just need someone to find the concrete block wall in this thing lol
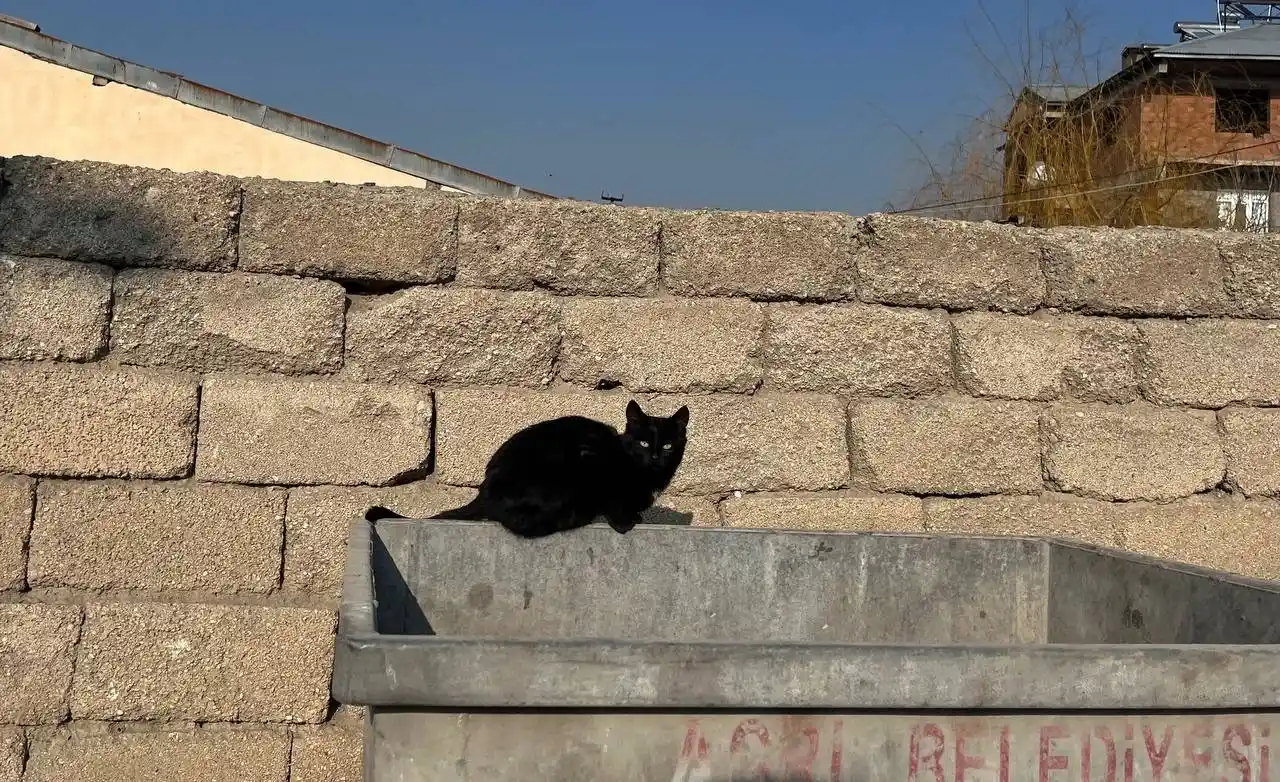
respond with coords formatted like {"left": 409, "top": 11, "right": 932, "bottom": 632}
{"left": 2, "top": 153, "right": 1280, "bottom": 778}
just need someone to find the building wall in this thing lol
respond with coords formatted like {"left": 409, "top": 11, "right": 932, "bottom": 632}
{"left": 7, "top": 155, "right": 1280, "bottom": 778}
{"left": 0, "top": 47, "right": 432, "bottom": 189}
{"left": 1139, "top": 84, "right": 1280, "bottom": 164}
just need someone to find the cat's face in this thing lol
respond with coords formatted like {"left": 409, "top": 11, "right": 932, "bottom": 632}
{"left": 620, "top": 400, "right": 689, "bottom": 473}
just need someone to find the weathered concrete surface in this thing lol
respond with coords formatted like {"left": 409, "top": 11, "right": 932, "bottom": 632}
{"left": 111, "top": 268, "right": 346, "bottom": 374}
{"left": 849, "top": 398, "right": 1041, "bottom": 495}
{"left": 0, "top": 728, "right": 20, "bottom": 782}
{"left": 197, "top": 374, "right": 432, "bottom": 486}
{"left": 923, "top": 493, "right": 1280, "bottom": 579}
{"left": 71, "top": 603, "right": 335, "bottom": 723}
{"left": 23, "top": 727, "right": 291, "bottom": 782}
{"left": 662, "top": 210, "right": 857, "bottom": 300}
{"left": 29, "top": 480, "right": 284, "bottom": 594}
{"left": 1140, "top": 319, "right": 1280, "bottom": 407}
{"left": 1223, "top": 408, "right": 1280, "bottom": 497}
{"left": 954, "top": 312, "right": 1140, "bottom": 402}
{"left": 0, "top": 363, "right": 198, "bottom": 479}
{"left": 0, "top": 156, "right": 240, "bottom": 270}
{"left": 764, "top": 303, "right": 951, "bottom": 396}
{"left": 374, "top": 521, "right": 1048, "bottom": 645}
{"left": 0, "top": 255, "right": 112, "bottom": 361}
{"left": 560, "top": 296, "right": 764, "bottom": 393}
{"left": 0, "top": 475, "right": 32, "bottom": 591}
{"left": 1043, "top": 403, "right": 1224, "bottom": 501}
{"left": 719, "top": 491, "right": 925, "bottom": 532}
{"left": 0, "top": 604, "right": 80, "bottom": 724}
{"left": 855, "top": 213, "right": 1046, "bottom": 312}
{"left": 240, "top": 179, "right": 456, "bottom": 282}
{"left": 345, "top": 287, "right": 559, "bottom": 386}
{"left": 457, "top": 199, "right": 660, "bottom": 295}
{"left": 1043, "top": 226, "right": 1228, "bottom": 316}
{"left": 363, "top": 711, "right": 1280, "bottom": 782}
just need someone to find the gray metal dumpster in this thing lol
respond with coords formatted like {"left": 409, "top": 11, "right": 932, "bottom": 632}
{"left": 333, "top": 519, "right": 1280, "bottom": 781}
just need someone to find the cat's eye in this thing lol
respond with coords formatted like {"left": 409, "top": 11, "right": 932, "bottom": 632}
{"left": 662, "top": 443, "right": 673, "bottom": 450}
{"left": 638, "top": 441, "right": 650, "bottom": 448}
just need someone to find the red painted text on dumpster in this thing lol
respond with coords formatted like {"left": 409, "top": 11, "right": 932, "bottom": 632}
{"left": 671, "top": 717, "right": 1276, "bottom": 781}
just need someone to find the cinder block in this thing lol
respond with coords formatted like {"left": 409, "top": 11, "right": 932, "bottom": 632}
{"left": 560, "top": 297, "right": 763, "bottom": 393}
{"left": 434, "top": 390, "right": 848, "bottom": 493}
{"left": 71, "top": 602, "right": 335, "bottom": 723}
{"left": 345, "top": 287, "right": 559, "bottom": 386}
{"left": 24, "top": 728, "right": 290, "bottom": 782}
{"left": 285, "top": 482, "right": 478, "bottom": 601}
{"left": 0, "top": 256, "right": 112, "bottom": 361}
{"left": 924, "top": 493, "right": 1280, "bottom": 580}
{"left": 1044, "top": 403, "right": 1224, "bottom": 501}
{"left": 642, "top": 394, "right": 848, "bottom": 494}
{"left": 662, "top": 210, "right": 857, "bottom": 300}
{"left": 1221, "top": 232, "right": 1280, "bottom": 317}
{"left": 720, "top": 491, "right": 925, "bottom": 532}
{"left": 30, "top": 480, "right": 284, "bottom": 594}
{"left": 0, "top": 475, "right": 32, "bottom": 591}
{"left": 0, "top": 156, "right": 238, "bottom": 270}
{"left": 1140, "top": 319, "right": 1280, "bottom": 408}
{"left": 290, "top": 725, "right": 363, "bottom": 782}
{"left": 955, "top": 312, "right": 1140, "bottom": 402}
{"left": 0, "top": 728, "right": 20, "bottom": 782}
{"left": 111, "top": 269, "right": 346, "bottom": 374}
{"left": 457, "top": 198, "right": 660, "bottom": 295}
{"left": 434, "top": 389, "right": 626, "bottom": 487}
{"left": 1043, "top": 226, "right": 1227, "bottom": 316}
{"left": 196, "top": 374, "right": 432, "bottom": 486}
{"left": 646, "top": 494, "right": 720, "bottom": 527}
{"left": 924, "top": 494, "right": 1122, "bottom": 549}
{"left": 0, "top": 603, "right": 81, "bottom": 724}
{"left": 1223, "top": 408, "right": 1280, "bottom": 497}
{"left": 849, "top": 398, "right": 1042, "bottom": 495}
{"left": 0, "top": 363, "right": 198, "bottom": 479}
{"left": 764, "top": 302, "right": 951, "bottom": 395}
{"left": 855, "top": 213, "right": 1046, "bottom": 313}
{"left": 239, "top": 179, "right": 456, "bottom": 282}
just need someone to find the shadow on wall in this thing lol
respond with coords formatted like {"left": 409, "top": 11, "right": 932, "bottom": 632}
{"left": 643, "top": 506, "right": 695, "bottom": 526}
{"left": 0, "top": 154, "right": 240, "bottom": 274}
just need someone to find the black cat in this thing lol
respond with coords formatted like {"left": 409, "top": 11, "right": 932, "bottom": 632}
{"left": 365, "top": 400, "right": 690, "bottom": 538}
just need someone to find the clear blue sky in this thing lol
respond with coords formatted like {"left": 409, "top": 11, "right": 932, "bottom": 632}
{"left": 7, "top": 1, "right": 1212, "bottom": 213}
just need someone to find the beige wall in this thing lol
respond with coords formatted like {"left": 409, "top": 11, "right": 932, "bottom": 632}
{"left": 0, "top": 46, "right": 432, "bottom": 188}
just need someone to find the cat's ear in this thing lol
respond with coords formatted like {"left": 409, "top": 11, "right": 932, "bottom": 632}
{"left": 625, "top": 399, "right": 645, "bottom": 427}
{"left": 671, "top": 405, "right": 690, "bottom": 429}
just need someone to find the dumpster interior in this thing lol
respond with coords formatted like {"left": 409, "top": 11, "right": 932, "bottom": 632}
{"left": 368, "top": 519, "right": 1280, "bottom": 646}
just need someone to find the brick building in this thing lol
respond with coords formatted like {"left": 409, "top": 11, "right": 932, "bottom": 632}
{"left": 1002, "top": 7, "right": 1280, "bottom": 230}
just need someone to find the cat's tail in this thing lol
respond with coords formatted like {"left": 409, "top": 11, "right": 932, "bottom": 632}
{"left": 364, "top": 505, "right": 406, "bottom": 521}
{"left": 429, "top": 497, "right": 487, "bottom": 520}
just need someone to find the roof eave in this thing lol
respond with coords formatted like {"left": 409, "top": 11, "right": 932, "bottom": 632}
{"left": 1154, "top": 52, "right": 1280, "bottom": 61}
{"left": 0, "top": 20, "right": 557, "bottom": 200}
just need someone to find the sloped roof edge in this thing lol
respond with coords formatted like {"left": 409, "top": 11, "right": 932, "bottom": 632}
{"left": 0, "top": 18, "right": 558, "bottom": 199}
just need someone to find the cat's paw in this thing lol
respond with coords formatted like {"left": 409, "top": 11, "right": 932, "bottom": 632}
{"left": 607, "top": 516, "right": 640, "bottom": 534}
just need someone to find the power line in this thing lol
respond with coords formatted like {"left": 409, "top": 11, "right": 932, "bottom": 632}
{"left": 889, "top": 136, "right": 1280, "bottom": 216}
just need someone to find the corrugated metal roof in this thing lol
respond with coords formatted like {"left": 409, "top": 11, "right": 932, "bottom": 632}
{"left": 0, "top": 17, "right": 558, "bottom": 200}
{"left": 1155, "top": 21, "right": 1280, "bottom": 60}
